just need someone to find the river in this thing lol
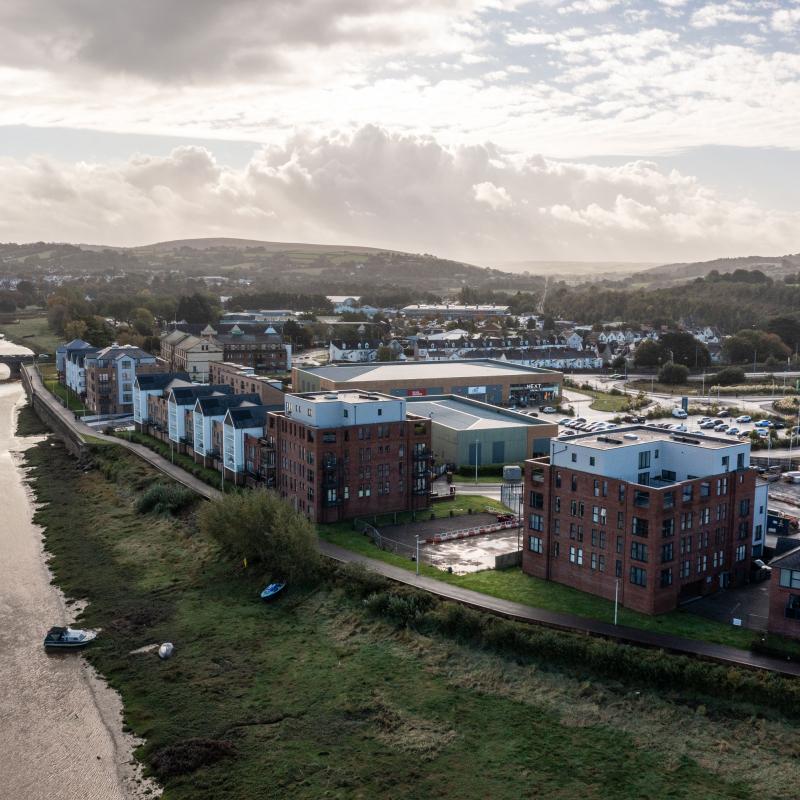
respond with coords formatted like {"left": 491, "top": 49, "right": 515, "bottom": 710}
{"left": 0, "top": 340, "right": 156, "bottom": 799}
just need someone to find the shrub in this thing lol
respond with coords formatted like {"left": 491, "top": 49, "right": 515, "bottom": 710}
{"left": 151, "top": 738, "right": 236, "bottom": 778}
{"left": 136, "top": 483, "right": 196, "bottom": 516}
{"left": 336, "top": 561, "right": 391, "bottom": 599}
{"left": 364, "top": 590, "right": 435, "bottom": 627}
{"left": 658, "top": 362, "right": 690, "bottom": 385}
{"left": 198, "top": 489, "right": 320, "bottom": 583}
{"left": 714, "top": 366, "right": 747, "bottom": 385}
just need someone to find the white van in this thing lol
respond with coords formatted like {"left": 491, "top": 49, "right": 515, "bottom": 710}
{"left": 671, "top": 408, "right": 688, "bottom": 419}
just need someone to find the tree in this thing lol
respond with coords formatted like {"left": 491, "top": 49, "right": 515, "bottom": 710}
{"left": 198, "top": 490, "right": 320, "bottom": 583}
{"left": 610, "top": 355, "right": 627, "bottom": 371}
{"left": 658, "top": 362, "right": 689, "bottom": 385}
{"left": 723, "top": 329, "right": 791, "bottom": 364}
{"left": 659, "top": 331, "right": 710, "bottom": 368}
{"left": 376, "top": 345, "right": 393, "bottom": 362}
{"left": 765, "top": 315, "right": 800, "bottom": 351}
{"left": 714, "top": 366, "right": 746, "bottom": 386}
{"left": 175, "top": 293, "right": 216, "bottom": 325}
{"left": 633, "top": 339, "right": 665, "bottom": 367}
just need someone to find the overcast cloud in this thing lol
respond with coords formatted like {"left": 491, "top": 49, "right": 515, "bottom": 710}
{"left": 0, "top": 0, "right": 798, "bottom": 262}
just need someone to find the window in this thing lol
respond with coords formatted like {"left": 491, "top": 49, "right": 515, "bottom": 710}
{"left": 663, "top": 491, "right": 675, "bottom": 510}
{"left": 722, "top": 455, "right": 729, "bottom": 470}
{"left": 593, "top": 479, "right": 600, "bottom": 497}
{"left": 617, "top": 511, "right": 624, "bottom": 530}
{"left": 660, "top": 568, "right": 673, "bottom": 588}
{"left": 555, "top": 472, "right": 562, "bottom": 488}
{"left": 737, "top": 453, "right": 745, "bottom": 470}
{"left": 718, "top": 477, "right": 728, "bottom": 495}
{"left": 696, "top": 554, "right": 708, "bottom": 574}
{"left": 662, "top": 517, "right": 675, "bottom": 538}
{"left": 680, "top": 511, "right": 693, "bottom": 531}
{"left": 571, "top": 475, "right": 578, "bottom": 491}
{"left": 615, "top": 559, "right": 622, "bottom": 577}
{"left": 571, "top": 452, "right": 577, "bottom": 463}
{"left": 569, "top": 546, "right": 584, "bottom": 566}
{"left": 599, "top": 555, "right": 606, "bottom": 573}
{"left": 592, "top": 506, "right": 600, "bottom": 523}
{"left": 529, "top": 514, "right": 544, "bottom": 532}
{"left": 591, "top": 552, "right": 598, "bottom": 570}
{"left": 599, "top": 530, "right": 607, "bottom": 549}
{"left": 553, "top": 519, "right": 560, "bottom": 535}
{"left": 602, "top": 481, "right": 608, "bottom": 497}
{"left": 739, "top": 499, "right": 751, "bottom": 517}
{"left": 700, "top": 481, "right": 711, "bottom": 498}
{"left": 634, "top": 489, "right": 650, "bottom": 508}
{"left": 680, "top": 559, "right": 691, "bottom": 578}
{"left": 554, "top": 496, "right": 561, "bottom": 513}
{"left": 631, "top": 517, "right": 649, "bottom": 537}
{"left": 680, "top": 535, "right": 692, "bottom": 555}
{"left": 630, "top": 566, "right": 647, "bottom": 587}
{"left": 528, "top": 536, "right": 543, "bottom": 554}
{"left": 661, "top": 469, "right": 676, "bottom": 482}
{"left": 616, "top": 535, "right": 623, "bottom": 554}
{"left": 779, "top": 569, "right": 800, "bottom": 589}
{"left": 530, "top": 491, "right": 544, "bottom": 509}
{"left": 661, "top": 542, "right": 674, "bottom": 563}
{"left": 618, "top": 484, "right": 626, "bottom": 503}
{"left": 701, "top": 508, "right": 711, "bottom": 525}
{"left": 631, "top": 541, "right": 648, "bottom": 562}
{"left": 553, "top": 541, "right": 560, "bottom": 557}
{"left": 638, "top": 472, "right": 650, "bottom": 486}
{"left": 736, "top": 544, "right": 747, "bottom": 562}
{"left": 591, "top": 529, "right": 598, "bottom": 547}
{"left": 682, "top": 484, "right": 693, "bottom": 503}
{"left": 589, "top": 456, "right": 596, "bottom": 466}
{"left": 638, "top": 451, "right": 651, "bottom": 469}
{"left": 531, "top": 468, "right": 544, "bottom": 484}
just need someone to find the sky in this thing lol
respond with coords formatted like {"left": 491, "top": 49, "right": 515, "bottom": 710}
{"left": 0, "top": 0, "right": 799, "bottom": 265}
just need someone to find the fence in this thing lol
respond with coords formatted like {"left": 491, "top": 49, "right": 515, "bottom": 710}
{"left": 353, "top": 518, "right": 436, "bottom": 566}
{"left": 425, "top": 519, "right": 519, "bottom": 545}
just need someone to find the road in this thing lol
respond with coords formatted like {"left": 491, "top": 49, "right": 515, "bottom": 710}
{"left": 23, "top": 364, "right": 800, "bottom": 677}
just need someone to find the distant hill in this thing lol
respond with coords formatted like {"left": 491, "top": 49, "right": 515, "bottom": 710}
{"left": 636, "top": 254, "right": 800, "bottom": 286}
{"left": 496, "top": 260, "right": 661, "bottom": 281}
{"left": 131, "top": 237, "right": 393, "bottom": 257}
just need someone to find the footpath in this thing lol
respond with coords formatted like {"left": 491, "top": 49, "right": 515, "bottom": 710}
{"left": 23, "top": 366, "right": 800, "bottom": 678}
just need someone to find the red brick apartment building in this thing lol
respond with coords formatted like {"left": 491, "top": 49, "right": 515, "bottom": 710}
{"left": 523, "top": 427, "right": 761, "bottom": 615}
{"left": 208, "top": 361, "right": 285, "bottom": 405}
{"left": 250, "top": 391, "right": 432, "bottom": 523}
{"left": 767, "top": 547, "right": 800, "bottom": 639}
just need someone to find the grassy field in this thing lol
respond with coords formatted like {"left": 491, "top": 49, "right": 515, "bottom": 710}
{"left": 319, "top": 524, "right": 764, "bottom": 650}
{"left": 37, "top": 362, "right": 88, "bottom": 413}
{"left": 23, "top": 436, "right": 800, "bottom": 799}
{"left": 567, "top": 386, "right": 640, "bottom": 412}
{"left": 0, "top": 313, "right": 61, "bottom": 354}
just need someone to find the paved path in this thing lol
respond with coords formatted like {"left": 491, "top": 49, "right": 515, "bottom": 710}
{"left": 25, "top": 366, "right": 800, "bottom": 678}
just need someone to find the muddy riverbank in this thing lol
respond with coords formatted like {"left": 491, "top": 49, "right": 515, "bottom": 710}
{"left": 0, "top": 371, "right": 157, "bottom": 799}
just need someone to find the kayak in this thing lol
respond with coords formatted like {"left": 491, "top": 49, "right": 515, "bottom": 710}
{"left": 43, "top": 626, "right": 97, "bottom": 649}
{"left": 260, "top": 582, "right": 286, "bottom": 601}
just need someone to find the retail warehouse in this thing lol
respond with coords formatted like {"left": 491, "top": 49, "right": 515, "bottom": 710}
{"left": 291, "top": 359, "right": 563, "bottom": 408}
{"left": 406, "top": 395, "right": 557, "bottom": 467}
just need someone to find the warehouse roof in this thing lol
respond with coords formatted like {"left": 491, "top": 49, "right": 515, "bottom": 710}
{"left": 407, "top": 396, "right": 550, "bottom": 431}
{"left": 294, "top": 359, "right": 560, "bottom": 383}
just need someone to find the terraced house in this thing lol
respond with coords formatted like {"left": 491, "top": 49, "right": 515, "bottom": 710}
{"left": 523, "top": 427, "right": 765, "bottom": 615}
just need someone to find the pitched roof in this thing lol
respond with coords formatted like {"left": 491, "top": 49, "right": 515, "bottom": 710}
{"left": 195, "top": 393, "right": 262, "bottom": 416}
{"left": 225, "top": 405, "right": 271, "bottom": 429}
{"left": 135, "top": 372, "right": 192, "bottom": 391}
{"left": 770, "top": 545, "right": 800, "bottom": 570}
{"left": 169, "top": 384, "right": 233, "bottom": 405}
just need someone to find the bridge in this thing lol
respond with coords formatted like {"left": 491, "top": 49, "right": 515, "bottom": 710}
{"left": 0, "top": 354, "right": 36, "bottom": 378}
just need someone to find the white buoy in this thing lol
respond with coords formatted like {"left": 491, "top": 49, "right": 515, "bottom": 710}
{"left": 158, "top": 642, "right": 174, "bottom": 660}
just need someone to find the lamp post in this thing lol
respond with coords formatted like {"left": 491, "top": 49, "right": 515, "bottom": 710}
{"left": 474, "top": 437, "right": 480, "bottom": 485}
{"left": 415, "top": 535, "right": 420, "bottom": 576}
{"left": 614, "top": 577, "right": 620, "bottom": 625}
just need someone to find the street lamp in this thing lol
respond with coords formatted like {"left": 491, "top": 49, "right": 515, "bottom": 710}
{"left": 474, "top": 437, "right": 480, "bottom": 485}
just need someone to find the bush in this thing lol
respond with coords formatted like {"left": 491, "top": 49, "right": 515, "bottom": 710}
{"left": 714, "top": 366, "right": 747, "bottom": 386}
{"left": 151, "top": 738, "right": 236, "bottom": 778}
{"left": 336, "top": 561, "right": 391, "bottom": 599}
{"left": 136, "top": 483, "right": 196, "bottom": 516}
{"left": 658, "top": 362, "right": 690, "bottom": 385}
{"left": 198, "top": 489, "right": 320, "bottom": 583}
{"left": 364, "top": 590, "right": 436, "bottom": 627}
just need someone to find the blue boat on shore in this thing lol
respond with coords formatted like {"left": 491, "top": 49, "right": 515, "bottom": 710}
{"left": 260, "top": 582, "right": 286, "bottom": 601}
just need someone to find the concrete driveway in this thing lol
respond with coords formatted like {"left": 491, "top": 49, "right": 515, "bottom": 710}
{"left": 683, "top": 580, "right": 771, "bottom": 632}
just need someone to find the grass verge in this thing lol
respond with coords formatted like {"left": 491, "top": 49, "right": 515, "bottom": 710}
{"left": 23, "top": 437, "right": 800, "bottom": 799}
{"left": 0, "top": 313, "right": 61, "bottom": 355}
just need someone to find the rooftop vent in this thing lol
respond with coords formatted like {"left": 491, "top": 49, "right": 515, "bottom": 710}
{"left": 623, "top": 434, "right": 639, "bottom": 440}
{"left": 324, "top": 394, "right": 338, "bottom": 400}
{"left": 671, "top": 435, "right": 701, "bottom": 445}
{"left": 598, "top": 436, "right": 624, "bottom": 445}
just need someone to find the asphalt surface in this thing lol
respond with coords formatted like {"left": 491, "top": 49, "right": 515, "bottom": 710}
{"left": 23, "top": 366, "right": 800, "bottom": 678}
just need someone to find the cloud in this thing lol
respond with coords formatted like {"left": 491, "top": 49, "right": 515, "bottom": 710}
{"left": 0, "top": 0, "right": 493, "bottom": 82}
{"left": 0, "top": 127, "right": 796, "bottom": 264}
{"left": 772, "top": 6, "right": 800, "bottom": 33}
{"left": 690, "top": 3, "right": 763, "bottom": 29}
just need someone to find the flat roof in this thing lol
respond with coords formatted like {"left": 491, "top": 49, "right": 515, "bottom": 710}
{"left": 408, "top": 395, "right": 548, "bottom": 431}
{"left": 564, "top": 426, "right": 743, "bottom": 451}
{"left": 295, "top": 359, "right": 560, "bottom": 382}
{"left": 292, "top": 390, "right": 399, "bottom": 405}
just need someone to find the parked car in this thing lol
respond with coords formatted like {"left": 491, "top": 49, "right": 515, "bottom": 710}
{"left": 727, "top": 427, "right": 740, "bottom": 436}
{"left": 671, "top": 408, "right": 688, "bottom": 419}
{"left": 754, "top": 420, "right": 773, "bottom": 428}
{"left": 736, "top": 415, "right": 751, "bottom": 423}
{"left": 673, "top": 424, "right": 687, "bottom": 432}
{"left": 542, "top": 406, "right": 557, "bottom": 414}
{"left": 714, "top": 423, "right": 729, "bottom": 432}
{"left": 699, "top": 421, "right": 716, "bottom": 429}
{"left": 757, "top": 429, "right": 769, "bottom": 438}
{"left": 558, "top": 418, "right": 572, "bottom": 426}
{"left": 718, "top": 409, "right": 731, "bottom": 418}
{"left": 752, "top": 559, "right": 773, "bottom": 581}
{"left": 773, "top": 420, "right": 786, "bottom": 430}
{"left": 575, "top": 417, "right": 587, "bottom": 423}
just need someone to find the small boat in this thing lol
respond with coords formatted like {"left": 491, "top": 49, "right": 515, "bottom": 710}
{"left": 43, "top": 626, "right": 97, "bottom": 649}
{"left": 260, "top": 582, "right": 286, "bottom": 601}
